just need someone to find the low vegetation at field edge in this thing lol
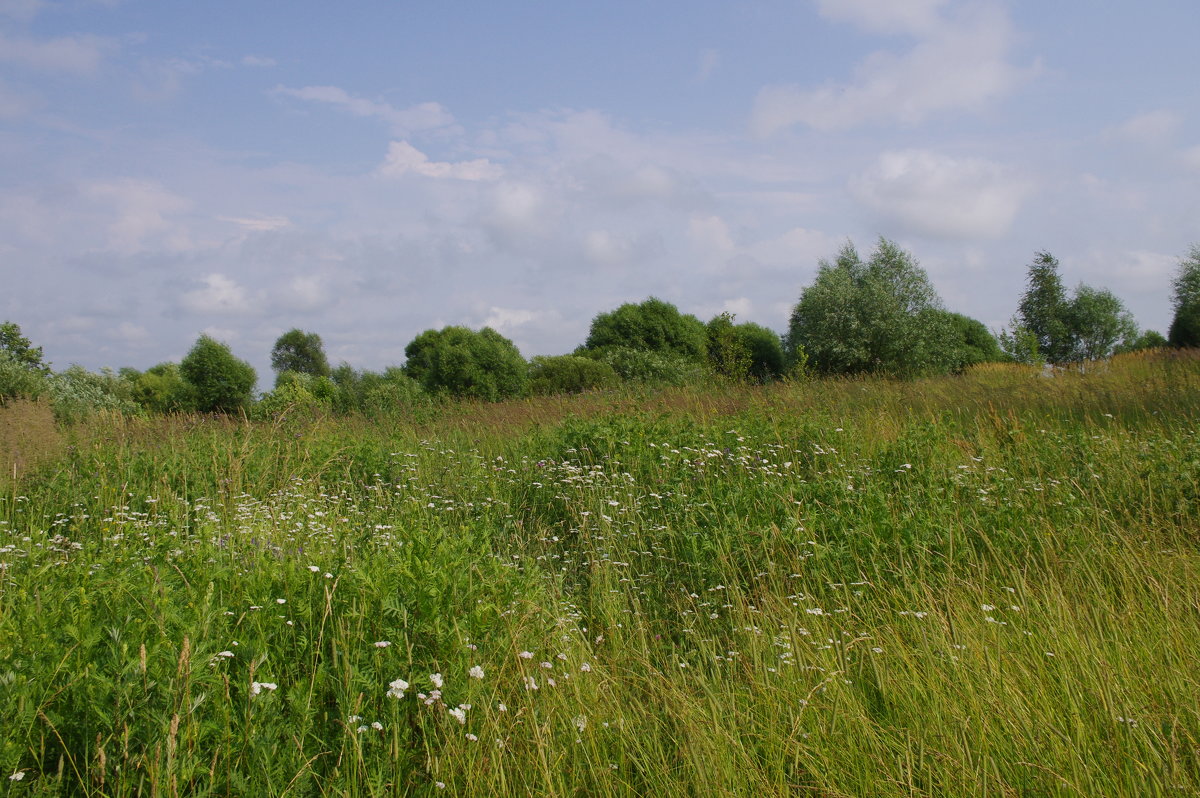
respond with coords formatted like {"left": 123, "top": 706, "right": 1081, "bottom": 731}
{"left": 1, "top": 351, "right": 1198, "bottom": 796}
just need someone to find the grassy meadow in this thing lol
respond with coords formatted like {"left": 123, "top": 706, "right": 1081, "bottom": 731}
{"left": 1, "top": 350, "right": 1199, "bottom": 796}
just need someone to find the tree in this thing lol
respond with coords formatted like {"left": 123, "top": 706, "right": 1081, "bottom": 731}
{"left": 706, "top": 314, "right": 785, "bottom": 382}
{"left": 1169, "top": 245, "right": 1200, "bottom": 347}
{"left": 0, "top": 321, "right": 49, "bottom": 373}
{"left": 582, "top": 297, "right": 708, "bottom": 362}
{"left": 1065, "top": 284, "right": 1138, "bottom": 361}
{"left": 1010, "top": 252, "right": 1072, "bottom": 364}
{"left": 403, "top": 326, "right": 528, "bottom": 402}
{"left": 1004, "top": 253, "right": 1140, "bottom": 363}
{"left": 123, "top": 362, "right": 192, "bottom": 413}
{"left": 270, "top": 329, "right": 331, "bottom": 381}
{"left": 180, "top": 335, "right": 257, "bottom": 413}
{"left": 943, "top": 312, "right": 1003, "bottom": 370}
{"left": 784, "top": 239, "right": 958, "bottom": 377}
{"left": 529, "top": 355, "right": 620, "bottom": 395}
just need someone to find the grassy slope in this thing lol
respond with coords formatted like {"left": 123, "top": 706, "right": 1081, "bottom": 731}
{"left": 1, "top": 351, "right": 1198, "bottom": 796}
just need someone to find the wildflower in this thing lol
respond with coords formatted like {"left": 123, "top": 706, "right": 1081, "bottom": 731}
{"left": 386, "top": 678, "right": 409, "bottom": 698}
{"left": 374, "top": 641, "right": 391, "bottom": 648}
{"left": 371, "top": 721, "right": 383, "bottom": 731}
{"left": 523, "top": 676, "right": 538, "bottom": 691}
{"left": 465, "top": 733, "right": 478, "bottom": 742}
{"left": 573, "top": 715, "right": 587, "bottom": 732}
{"left": 448, "top": 706, "right": 467, "bottom": 724}
{"left": 276, "top": 598, "right": 286, "bottom": 604}
{"left": 981, "top": 604, "right": 995, "bottom": 611}
{"left": 519, "top": 651, "right": 534, "bottom": 659}
{"left": 435, "top": 781, "right": 446, "bottom": 789}
{"left": 540, "top": 661, "right": 553, "bottom": 669}
{"left": 469, "top": 665, "right": 485, "bottom": 680}
{"left": 9, "top": 771, "right": 26, "bottom": 781}
{"left": 430, "top": 673, "right": 443, "bottom": 689}
{"left": 308, "top": 565, "right": 320, "bottom": 572}
{"left": 580, "top": 662, "right": 592, "bottom": 673}
{"left": 250, "top": 681, "right": 278, "bottom": 696}
{"left": 356, "top": 725, "right": 370, "bottom": 733}
{"left": 498, "top": 702, "right": 507, "bottom": 712}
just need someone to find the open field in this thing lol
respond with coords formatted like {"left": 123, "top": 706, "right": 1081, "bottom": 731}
{"left": 1, "top": 351, "right": 1199, "bottom": 796}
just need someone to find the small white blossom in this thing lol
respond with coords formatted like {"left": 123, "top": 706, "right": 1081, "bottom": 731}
{"left": 430, "top": 673, "right": 443, "bottom": 689}
{"left": 448, "top": 706, "right": 467, "bottom": 724}
{"left": 580, "top": 662, "right": 592, "bottom": 673}
{"left": 386, "top": 678, "right": 409, "bottom": 698}
{"left": 250, "top": 681, "right": 278, "bottom": 696}
{"left": 371, "top": 721, "right": 383, "bottom": 731}
{"left": 469, "top": 665, "right": 485, "bottom": 679}
{"left": 465, "top": 733, "right": 478, "bottom": 742}
{"left": 374, "top": 641, "right": 391, "bottom": 648}
{"left": 519, "top": 651, "right": 534, "bottom": 659}
{"left": 308, "top": 565, "right": 320, "bottom": 572}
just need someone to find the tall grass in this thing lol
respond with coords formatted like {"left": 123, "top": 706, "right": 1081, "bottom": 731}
{"left": 1, "top": 349, "right": 1197, "bottom": 795}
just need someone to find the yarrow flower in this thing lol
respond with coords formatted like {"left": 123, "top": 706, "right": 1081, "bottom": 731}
{"left": 430, "top": 673, "right": 444, "bottom": 689}
{"left": 469, "top": 665, "right": 485, "bottom": 679}
{"left": 519, "top": 651, "right": 534, "bottom": 659}
{"left": 387, "top": 678, "right": 409, "bottom": 698}
{"left": 374, "top": 641, "right": 391, "bottom": 648}
{"left": 250, "top": 681, "right": 278, "bottom": 697}
{"left": 448, "top": 706, "right": 467, "bottom": 724}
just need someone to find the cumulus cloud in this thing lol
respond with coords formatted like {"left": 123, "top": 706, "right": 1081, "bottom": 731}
{"left": 274, "top": 85, "right": 456, "bottom": 135}
{"left": 850, "top": 149, "right": 1030, "bottom": 240}
{"left": 241, "top": 54, "right": 276, "bottom": 68}
{"left": 687, "top": 214, "right": 734, "bottom": 254}
{"left": 1111, "top": 109, "right": 1181, "bottom": 146}
{"left": 0, "top": 31, "right": 115, "bottom": 74}
{"left": 751, "top": 1, "right": 1036, "bottom": 134}
{"left": 378, "top": 141, "right": 502, "bottom": 181}
{"left": 219, "top": 215, "right": 291, "bottom": 232}
{"left": 83, "top": 178, "right": 192, "bottom": 253}
{"left": 182, "top": 274, "right": 252, "bottom": 315}
{"left": 0, "top": 0, "right": 46, "bottom": 21}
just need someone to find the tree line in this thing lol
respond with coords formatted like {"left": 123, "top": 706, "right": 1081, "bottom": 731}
{"left": 3, "top": 240, "right": 1198, "bottom": 419}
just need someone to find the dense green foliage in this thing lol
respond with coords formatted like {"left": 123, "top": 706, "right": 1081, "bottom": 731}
{"left": 1170, "top": 245, "right": 1200, "bottom": 347}
{"left": 528, "top": 355, "right": 620, "bottom": 395}
{"left": 583, "top": 345, "right": 708, "bottom": 386}
{"left": 1, "top": 352, "right": 1198, "bottom": 796}
{"left": 785, "top": 239, "right": 958, "bottom": 377}
{"left": 1003, "top": 252, "right": 1141, "bottom": 363}
{"left": 0, "top": 321, "right": 49, "bottom": 374}
{"left": 404, "top": 326, "right": 528, "bottom": 401}
{"left": 582, "top": 297, "right": 708, "bottom": 362}
{"left": 706, "top": 314, "right": 786, "bottom": 382}
{"left": 270, "top": 328, "right": 331, "bottom": 381}
{"left": 122, "top": 362, "right": 192, "bottom": 414}
{"left": 941, "top": 311, "right": 1003, "bottom": 371}
{"left": 179, "top": 334, "right": 257, "bottom": 413}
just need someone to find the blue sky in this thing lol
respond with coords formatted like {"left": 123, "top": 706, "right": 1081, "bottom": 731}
{"left": 3, "top": 0, "right": 1198, "bottom": 382}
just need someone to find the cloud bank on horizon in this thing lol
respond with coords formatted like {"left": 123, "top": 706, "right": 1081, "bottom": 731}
{"left": 1, "top": 0, "right": 1197, "bottom": 382}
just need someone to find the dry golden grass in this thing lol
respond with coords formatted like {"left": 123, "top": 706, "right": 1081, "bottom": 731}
{"left": 0, "top": 398, "right": 61, "bottom": 484}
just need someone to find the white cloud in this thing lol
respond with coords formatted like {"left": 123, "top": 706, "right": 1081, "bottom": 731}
{"left": 241, "top": 54, "right": 276, "bottom": 68}
{"left": 282, "top": 275, "right": 325, "bottom": 312}
{"left": 183, "top": 274, "right": 252, "bottom": 315}
{"left": 814, "top": 0, "right": 949, "bottom": 35}
{"left": 688, "top": 214, "right": 734, "bottom": 254}
{"left": 1181, "top": 144, "right": 1200, "bottom": 172}
{"left": 696, "top": 48, "right": 720, "bottom": 82}
{"left": 582, "top": 229, "right": 631, "bottom": 266}
{"left": 219, "top": 215, "right": 291, "bottom": 232}
{"left": 1111, "top": 109, "right": 1181, "bottom": 146}
{"left": 482, "top": 306, "right": 540, "bottom": 333}
{"left": 0, "top": 32, "right": 115, "bottom": 74}
{"left": 482, "top": 181, "right": 551, "bottom": 250}
{"left": 83, "top": 178, "right": 192, "bottom": 253}
{"left": 0, "top": 78, "right": 33, "bottom": 117}
{"left": 275, "top": 85, "right": 456, "bottom": 135}
{"left": 378, "top": 141, "right": 502, "bottom": 181}
{"left": 850, "top": 149, "right": 1029, "bottom": 240}
{"left": 751, "top": 2, "right": 1035, "bottom": 134}
{"left": 0, "top": 0, "right": 46, "bottom": 21}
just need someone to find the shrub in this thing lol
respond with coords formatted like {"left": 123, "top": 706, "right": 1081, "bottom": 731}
{"left": 404, "top": 326, "right": 528, "bottom": 402}
{"left": 180, "top": 335, "right": 257, "bottom": 413}
{"left": 529, "top": 355, "right": 620, "bottom": 395}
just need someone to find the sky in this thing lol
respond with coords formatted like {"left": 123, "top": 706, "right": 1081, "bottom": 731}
{"left": 2, "top": 0, "right": 1198, "bottom": 384}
